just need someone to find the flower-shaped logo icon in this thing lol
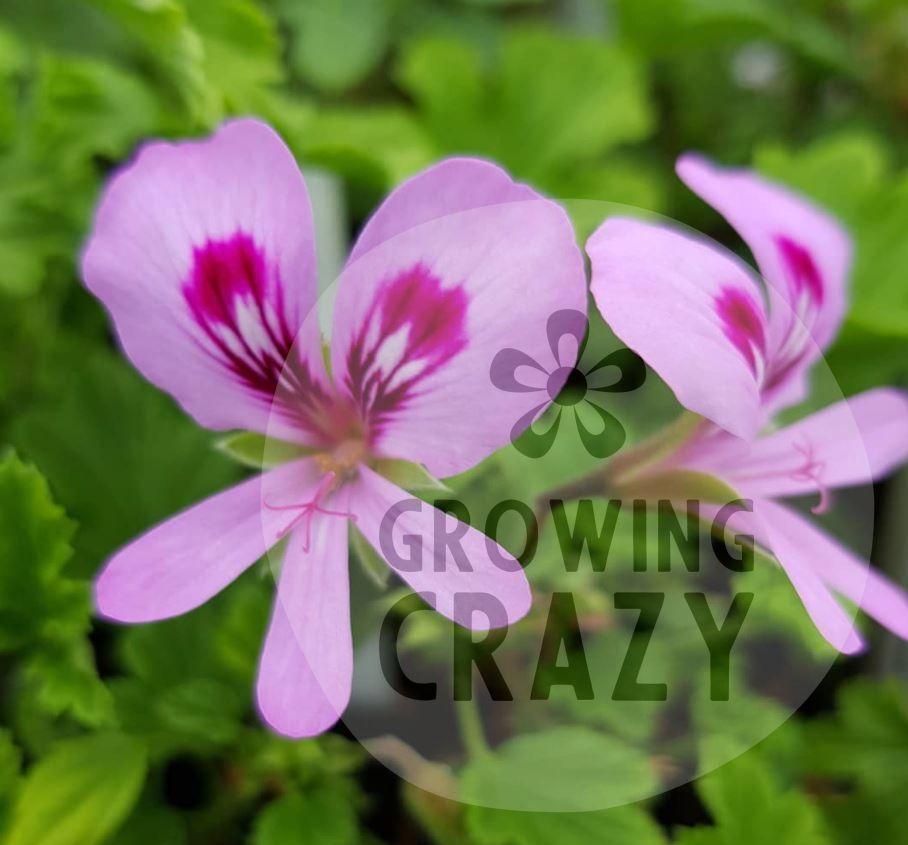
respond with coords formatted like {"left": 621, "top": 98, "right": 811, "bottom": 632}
{"left": 490, "top": 309, "right": 646, "bottom": 458}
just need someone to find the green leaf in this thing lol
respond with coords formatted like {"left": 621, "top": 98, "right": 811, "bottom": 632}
{"left": 252, "top": 790, "right": 359, "bottom": 845}
{"left": 805, "top": 678, "right": 908, "bottom": 798}
{"left": 12, "top": 349, "right": 242, "bottom": 577}
{"left": 460, "top": 727, "right": 656, "bottom": 813}
{"left": 5, "top": 732, "right": 147, "bottom": 845}
{"left": 397, "top": 27, "right": 653, "bottom": 184}
{"left": 0, "top": 729, "right": 22, "bottom": 833}
{"left": 373, "top": 458, "right": 450, "bottom": 495}
{"left": 105, "top": 802, "right": 187, "bottom": 845}
{"left": 277, "top": 0, "right": 390, "bottom": 93}
{"left": 86, "top": 0, "right": 212, "bottom": 124}
{"left": 215, "top": 431, "right": 314, "bottom": 470}
{"left": 683, "top": 748, "right": 830, "bottom": 845}
{"left": 0, "top": 452, "right": 83, "bottom": 651}
{"left": 465, "top": 803, "right": 666, "bottom": 845}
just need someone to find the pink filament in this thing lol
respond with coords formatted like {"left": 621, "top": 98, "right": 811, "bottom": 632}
{"left": 264, "top": 472, "right": 357, "bottom": 552}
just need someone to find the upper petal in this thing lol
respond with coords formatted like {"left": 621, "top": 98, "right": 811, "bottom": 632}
{"left": 677, "top": 154, "right": 851, "bottom": 411}
{"left": 94, "top": 459, "right": 321, "bottom": 623}
{"left": 82, "top": 118, "right": 327, "bottom": 442}
{"left": 331, "top": 160, "right": 586, "bottom": 477}
{"left": 256, "top": 501, "right": 353, "bottom": 738}
{"left": 351, "top": 466, "right": 531, "bottom": 629}
{"left": 677, "top": 388, "right": 908, "bottom": 499}
{"left": 587, "top": 217, "right": 765, "bottom": 438}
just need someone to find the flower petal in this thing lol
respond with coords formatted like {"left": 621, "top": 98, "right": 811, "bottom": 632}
{"left": 256, "top": 502, "right": 352, "bottom": 738}
{"left": 82, "top": 118, "right": 328, "bottom": 442}
{"left": 677, "top": 388, "right": 908, "bottom": 498}
{"left": 677, "top": 154, "right": 851, "bottom": 411}
{"left": 759, "top": 500, "right": 908, "bottom": 641}
{"left": 347, "top": 157, "right": 539, "bottom": 264}
{"left": 94, "top": 459, "right": 320, "bottom": 623}
{"left": 351, "top": 466, "right": 531, "bottom": 629}
{"left": 332, "top": 162, "right": 585, "bottom": 476}
{"left": 748, "top": 499, "right": 865, "bottom": 654}
{"left": 587, "top": 217, "right": 765, "bottom": 438}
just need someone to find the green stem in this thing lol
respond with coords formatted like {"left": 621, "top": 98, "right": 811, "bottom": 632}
{"left": 455, "top": 698, "right": 490, "bottom": 759}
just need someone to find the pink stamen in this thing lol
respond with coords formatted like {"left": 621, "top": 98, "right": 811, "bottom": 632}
{"left": 790, "top": 439, "right": 830, "bottom": 514}
{"left": 264, "top": 472, "right": 357, "bottom": 552}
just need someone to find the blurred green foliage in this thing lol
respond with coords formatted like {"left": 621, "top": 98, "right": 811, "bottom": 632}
{"left": 0, "top": 0, "right": 907, "bottom": 843}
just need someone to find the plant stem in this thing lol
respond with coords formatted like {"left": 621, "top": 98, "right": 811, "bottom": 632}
{"left": 455, "top": 698, "right": 490, "bottom": 759}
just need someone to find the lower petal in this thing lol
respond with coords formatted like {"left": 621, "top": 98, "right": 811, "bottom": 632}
{"left": 94, "top": 459, "right": 319, "bottom": 623}
{"left": 351, "top": 466, "right": 531, "bottom": 630}
{"left": 256, "top": 503, "right": 352, "bottom": 738}
{"left": 750, "top": 499, "right": 865, "bottom": 654}
{"left": 760, "top": 500, "right": 908, "bottom": 642}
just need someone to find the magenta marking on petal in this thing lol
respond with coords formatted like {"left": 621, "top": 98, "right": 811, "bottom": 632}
{"left": 182, "top": 232, "right": 341, "bottom": 442}
{"left": 714, "top": 286, "right": 766, "bottom": 377}
{"left": 775, "top": 235, "right": 824, "bottom": 306}
{"left": 344, "top": 262, "right": 468, "bottom": 438}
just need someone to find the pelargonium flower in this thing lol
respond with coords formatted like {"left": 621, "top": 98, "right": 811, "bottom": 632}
{"left": 490, "top": 309, "right": 646, "bottom": 458}
{"left": 83, "top": 119, "right": 585, "bottom": 736}
{"left": 587, "top": 154, "right": 908, "bottom": 653}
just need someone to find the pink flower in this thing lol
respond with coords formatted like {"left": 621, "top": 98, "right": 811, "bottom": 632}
{"left": 82, "top": 119, "right": 586, "bottom": 736}
{"left": 587, "top": 154, "right": 908, "bottom": 654}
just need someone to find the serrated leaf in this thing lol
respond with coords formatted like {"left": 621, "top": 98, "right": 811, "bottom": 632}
{"left": 215, "top": 431, "right": 314, "bottom": 470}
{"left": 0, "top": 453, "right": 84, "bottom": 651}
{"left": 460, "top": 727, "right": 656, "bottom": 812}
{"left": 5, "top": 732, "right": 147, "bottom": 845}
{"left": 12, "top": 350, "right": 241, "bottom": 578}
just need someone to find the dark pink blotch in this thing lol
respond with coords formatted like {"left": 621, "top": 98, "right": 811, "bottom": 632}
{"left": 776, "top": 235, "right": 824, "bottom": 306}
{"left": 183, "top": 232, "right": 336, "bottom": 441}
{"left": 715, "top": 286, "right": 766, "bottom": 377}
{"left": 345, "top": 263, "right": 468, "bottom": 438}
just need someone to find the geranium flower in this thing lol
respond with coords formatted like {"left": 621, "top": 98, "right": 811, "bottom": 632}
{"left": 83, "top": 119, "right": 585, "bottom": 736}
{"left": 490, "top": 309, "right": 646, "bottom": 458}
{"left": 587, "top": 154, "right": 908, "bottom": 653}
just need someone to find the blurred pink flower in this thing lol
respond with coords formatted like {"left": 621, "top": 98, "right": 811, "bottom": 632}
{"left": 587, "top": 154, "right": 908, "bottom": 654}
{"left": 83, "top": 119, "right": 586, "bottom": 736}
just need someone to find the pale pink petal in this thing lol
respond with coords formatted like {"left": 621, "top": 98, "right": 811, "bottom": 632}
{"left": 677, "top": 154, "right": 851, "bottom": 411}
{"left": 94, "top": 459, "right": 320, "bottom": 623}
{"left": 759, "top": 500, "right": 908, "bottom": 641}
{"left": 331, "top": 163, "right": 585, "bottom": 477}
{"left": 256, "top": 498, "right": 352, "bottom": 738}
{"left": 587, "top": 217, "right": 765, "bottom": 438}
{"left": 82, "top": 118, "right": 328, "bottom": 443}
{"left": 351, "top": 466, "right": 531, "bottom": 629}
{"left": 677, "top": 389, "right": 908, "bottom": 499}
{"left": 748, "top": 499, "right": 865, "bottom": 654}
{"left": 348, "top": 157, "right": 539, "bottom": 263}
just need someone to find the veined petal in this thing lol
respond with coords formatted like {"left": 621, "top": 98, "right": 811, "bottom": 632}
{"left": 677, "top": 154, "right": 851, "bottom": 412}
{"left": 677, "top": 388, "right": 908, "bottom": 498}
{"left": 94, "top": 459, "right": 320, "bottom": 623}
{"left": 351, "top": 466, "right": 531, "bottom": 629}
{"left": 747, "top": 500, "right": 865, "bottom": 654}
{"left": 82, "top": 119, "right": 328, "bottom": 443}
{"left": 587, "top": 217, "right": 765, "bottom": 439}
{"left": 331, "top": 162, "right": 585, "bottom": 477}
{"left": 759, "top": 500, "right": 908, "bottom": 641}
{"left": 256, "top": 498, "right": 353, "bottom": 738}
